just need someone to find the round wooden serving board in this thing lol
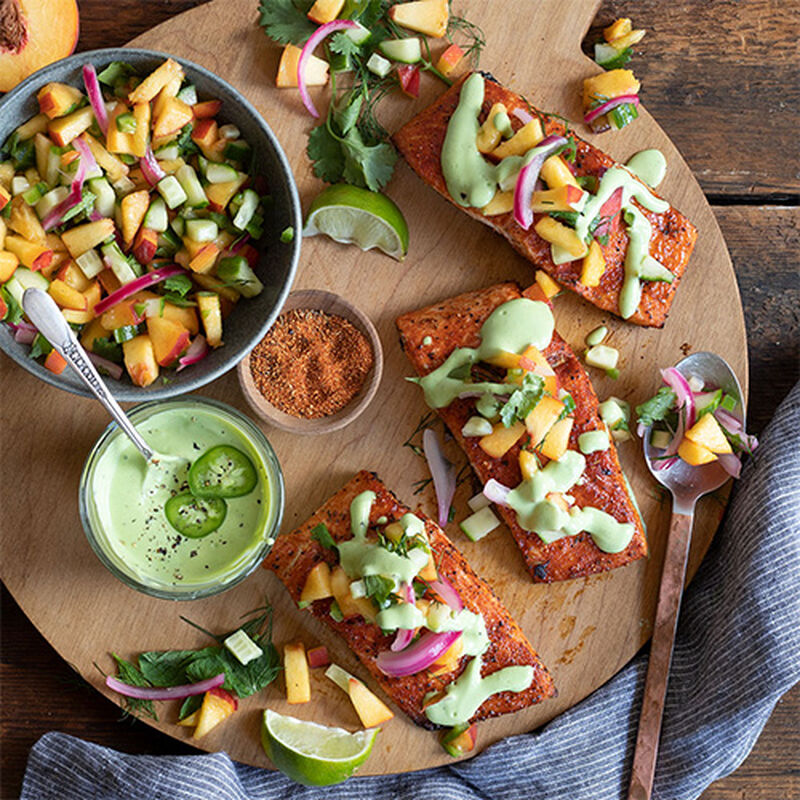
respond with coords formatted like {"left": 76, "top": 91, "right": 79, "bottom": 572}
{"left": 0, "top": 0, "right": 747, "bottom": 775}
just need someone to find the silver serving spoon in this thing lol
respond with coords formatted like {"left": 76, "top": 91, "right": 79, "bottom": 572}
{"left": 628, "top": 351, "right": 745, "bottom": 800}
{"left": 22, "top": 288, "right": 185, "bottom": 492}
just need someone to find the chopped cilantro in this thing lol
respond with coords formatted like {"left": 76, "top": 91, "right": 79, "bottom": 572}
{"left": 500, "top": 373, "right": 545, "bottom": 428}
{"left": 635, "top": 387, "right": 677, "bottom": 427}
{"left": 311, "top": 523, "right": 336, "bottom": 550}
{"left": 280, "top": 226, "right": 295, "bottom": 243}
{"left": 1, "top": 287, "right": 23, "bottom": 324}
{"left": 162, "top": 273, "right": 193, "bottom": 297}
{"left": 257, "top": 0, "right": 317, "bottom": 45}
{"left": 29, "top": 333, "right": 53, "bottom": 360}
{"left": 361, "top": 574, "right": 396, "bottom": 609}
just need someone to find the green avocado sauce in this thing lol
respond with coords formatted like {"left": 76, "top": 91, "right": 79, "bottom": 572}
{"left": 625, "top": 149, "right": 667, "bottom": 189}
{"left": 578, "top": 429, "right": 610, "bottom": 454}
{"left": 410, "top": 297, "right": 555, "bottom": 408}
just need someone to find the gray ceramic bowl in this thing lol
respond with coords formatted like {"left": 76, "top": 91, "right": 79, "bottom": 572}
{"left": 0, "top": 48, "right": 301, "bottom": 401}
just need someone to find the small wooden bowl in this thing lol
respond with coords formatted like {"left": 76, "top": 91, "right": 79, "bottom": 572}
{"left": 237, "top": 289, "right": 384, "bottom": 435}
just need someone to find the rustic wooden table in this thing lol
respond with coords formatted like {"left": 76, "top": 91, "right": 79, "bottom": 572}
{"left": 2, "top": 0, "right": 798, "bottom": 797}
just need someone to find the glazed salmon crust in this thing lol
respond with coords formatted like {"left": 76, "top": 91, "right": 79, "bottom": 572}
{"left": 396, "top": 282, "right": 648, "bottom": 583}
{"left": 263, "top": 470, "right": 555, "bottom": 729}
{"left": 393, "top": 73, "right": 697, "bottom": 328}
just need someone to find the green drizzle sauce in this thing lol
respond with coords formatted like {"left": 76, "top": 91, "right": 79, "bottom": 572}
{"left": 578, "top": 429, "right": 610, "bottom": 454}
{"left": 625, "top": 149, "right": 667, "bottom": 189}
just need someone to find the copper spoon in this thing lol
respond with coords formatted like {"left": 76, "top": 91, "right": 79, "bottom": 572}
{"left": 627, "top": 351, "right": 745, "bottom": 800}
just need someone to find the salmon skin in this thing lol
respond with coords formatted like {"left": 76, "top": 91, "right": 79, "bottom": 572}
{"left": 396, "top": 282, "right": 648, "bottom": 583}
{"left": 393, "top": 73, "right": 697, "bottom": 328}
{"left": 263, "top": 470, "right": 555, "bottom": 729}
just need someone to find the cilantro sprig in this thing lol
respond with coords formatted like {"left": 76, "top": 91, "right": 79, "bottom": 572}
{"left": 499, "top": 373, "right": 545, "bottom": 427}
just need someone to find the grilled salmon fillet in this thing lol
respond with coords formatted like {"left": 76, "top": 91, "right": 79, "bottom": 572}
{"left": 393, "top": 73, "right": 697, "bottom": 328}
{"left": 263, "top": 470, "right": 555, "bottom": 729}
{"left": 396, "top": 282, "right": 648, "bottom": 583}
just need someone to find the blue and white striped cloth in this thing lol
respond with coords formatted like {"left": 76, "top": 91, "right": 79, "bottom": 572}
{"left": 21, "top": 382, "right": 800, "bottom": 800}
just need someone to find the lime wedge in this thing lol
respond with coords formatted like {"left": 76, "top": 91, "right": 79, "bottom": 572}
{"left": 303, "top": 184, "right": 409, "bottom": 261}
{"left": 261, "top": 709, "right": 378, "bottom": 786}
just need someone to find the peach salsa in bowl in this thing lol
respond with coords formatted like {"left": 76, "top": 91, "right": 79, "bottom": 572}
{"left": 0, "top": 49, "right": 301, "bottom": 400}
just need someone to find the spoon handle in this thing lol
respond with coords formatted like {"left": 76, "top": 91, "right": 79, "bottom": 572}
{"left": 627, "top": 510, "right": 694, "bottom": 800}
{"left": 21, "top": 288, "right": 154, "bottom": 462}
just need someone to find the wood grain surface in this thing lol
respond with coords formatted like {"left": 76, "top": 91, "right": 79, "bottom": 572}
{"left": 1, "top": 0, "right": 798, "bottom": 797}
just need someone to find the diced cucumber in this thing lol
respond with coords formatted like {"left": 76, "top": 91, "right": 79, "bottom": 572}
{"left": 467, "top": 491, "right": 491, "bottom": 512}
{"left": 62, "top": 189, "right": 96, "bottom": 224}
{"left": 113, "top": 324, "right": 140, "bottom": 343}
{"left": 461, "top": 416, "right": 494, "bottom": 438}
{"left": 594, "top": 42, "right": 632, "bottom": 70}
{"left": 217, "top": 124, "right": 240, "bottom": 140}
{"left": 35, "top": 186, "right": 69, "bottom": 220}
{"left": 324, "top": 663, "right": 355, "bottom": 693}
{"left": 101, "top": 241, "right": 138, "bottom": 284}
{"left": 687, "top": 374, "right": 704, "bottom": 392}
{"left": 609, "top": 102, "right": 639, "bottom": 130}
{"left": 215, "top": 255, "right": 263, "bottom": 298}
{"left": 598, "top": 397, "right": 629, "bottom": 430}
{"left": 650, "top": 429, "right": 672, "bottom": 449}
{"left": 115, "top": 112, "right": 137, "bottom": 134}
{"left": 169, "top": 215, "right": 185, "bottom": 237}
{"left": 585, "top": 325, "right": 608, "bottom": 347}
{"left": 366, "top": 52, "right": 392, "bottom": 78}
{"left": 720, "top": 393, "right": 738, "bottom": 412}
{"left": 344, "top": 22, "right": 371, "bottom": 44}
{"left": 88, "top": 177, "right": 116, "bottom": 218}
{"left": 76, "top": 248, "right": 105, "bottom": 279}
{"left": 475, "top": 392, "right": 500, "bottom": 421}
{"left": 639, "top": 256, "right": 673, "bottom": 283}
{"left": 4, "top": 267, "right": 49, "bottom": 307}
{"left": 223, "top": 140, "right": 250, "bottom": 163}
{"left": 205, "top": 162, "right": 239, "bottom": 184}
{"left": 223, "top": 629, "right": 263, "bottom": 665}
{"left": 379, "top": 37, "right": 422, "bottom": 64}
{"left": 585, "top": 344, "right": 619, "bottom": 371}
{"left": 155, "top": 143, "right": 180, "bottom": 161}
{"left": 11, "top": 175, "right": 30, "bottom": 196}
{"left": 142, "top": 196, "right": 168, "bottom": 232}
{"left": 551, "top": 243, "right": 578, "bottom": 265}
{"left": 111, "top": 175, "right": 136, "bottom": 197}
{"left": 44, "top": 146, "right": 61, "bottom": 187}
{"left": 176, "top": 84, "right": 198, "bottom": 105}
{"left": 459, "top": 507, "right": 501, "bottom": 542}
{"left": 158, "top": 228, "right": 182, "bottom": 254}
{"left": 695, "top": 389, "right": 723, "bottom": 418}
{"left": 185, "top": 218, "right": 218, "bottom": 243}
{"left": 22, "top": 181, "right": 48, "bottom": 205}
{"left": 231, "top": 188, "right": 258, "bottom": 231}
{"left": 157, "top": 174, "right": 188, "bottom": 209}
{"left": 175, "top": 164, "right": 208, "bottom": 208}
{"left": 329, "top": 52, "right": 352, "bottom": 73}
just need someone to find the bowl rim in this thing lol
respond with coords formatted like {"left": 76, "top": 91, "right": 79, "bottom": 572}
{"left": 0, "top": 47, "right": 301, "bottom": 402}
{"left": 78, "top": 395, "right": 285, "bottom": 600}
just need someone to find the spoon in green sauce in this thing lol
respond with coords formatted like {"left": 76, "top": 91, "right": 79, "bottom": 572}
{"left": 22, "top": 288, "right": 186, "bottom": 492}
{"left": 628, "top": 351, "right": 745, "bottom": 800}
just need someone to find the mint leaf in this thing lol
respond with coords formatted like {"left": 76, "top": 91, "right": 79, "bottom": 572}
{"left": 636, "top": 386, "right": 677, "bottom": 427}
{"left": 307, "top": 124, "right": 346, "bottom": 184}
{"left": 311, "top": 522, "right": 336, "bottom": 550}
{"left": 334, "top": 92, "right": 363, "bottom": 137}
{"left": 500, "top": 373, "right": 544, "bottom": 428}
{"left": 258, "top": 0, "right": 317, "bottom": 45}
{"left": 362, "top": 574, "right": 396, "bottom": 609}
{"left": 138, "top": 650, "right": 200, "bottom": 687}
{"left": 1, "top": 287, "right": 23, "bottom": 324}
{"left": 162, "top": 273, "right": 193, "bottom": 297}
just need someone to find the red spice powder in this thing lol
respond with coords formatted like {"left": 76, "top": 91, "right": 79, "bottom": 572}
{"left": 249, "top": 307, "right": 374, "bottom": 419}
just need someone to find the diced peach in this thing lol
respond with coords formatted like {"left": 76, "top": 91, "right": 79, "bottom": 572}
{"left": 539, "top": 416, "right": 574, "bottom": 461}
{"left": 607, "top": 28, "right": 646, "bottom": 50}
{"left": 205, "top": 175, "right": 247, "bottom": 212}
{"left": 152, "top": 75, "right": 183, "bottom": 121}
{"left": 306, "top": 646, "right": 330, "bottom": 669}
{"left": 283, "top": 641, "right": 311, "bottom": 704}
{"left": 300, "top": 562, "right": 333, "bottom": 604}
{"left": 105, "top": 103, "right": 136, "bottom": 155}
{"left": 9, "top": 196, "right": 46, "bottom": 243}
{"left": 159, "top": 302, "right": 199, "bottom": 335}
{"left": 476, "top": 103, "right": 508, "bottom": 154}
{"left": 191, "top": 118, "right": 218, "bottom": 151}
{"left": 581, "top": 240, "right": 606, "bottom": 287}
{"left": 275, "top": 44, "right": 329, "bottom": 89}
{"left": 48, "top": 278, "right": 86, "bottom": 310}
{"left": 480, "top": 190, "right": 513, "bottom": 216}
{"left": 4, "top": 235, "right": 52, "bottom": 271}
{"left": 330, "top": 564, "right": 377, "bottom": 622}
{"left": 37, "top": 82, "right": 83, "bottom": 119}
{"left": 0, "top": 184, "right": 11, "bottom": 213}
{"left": 540, "top": 155, "right": 580, "bottom": 190}
{"left": 119, "top": 190, "right": 150, "bottom": 248}
{"left": 0, "top": 217, "right": 6, "bottom": 249}
{"left": 47, "top": 106, "right": 94, "bottom": 147}
{"left": 440, "top": 723, "right": 477, "bottom": 757}
{"left": 583, "top": 69, "right": 640, "bottom": 108}
{"left": 604, "top": 17, "right": 632, "bottom": 42}
{"left": 132, "top": 228, "right": 158, "bottom": 265}
{"left": 530, "top": 185, "right": 585, "bottom": 213}
{"left": 197, "top": 292, "right": 223, "bottom": 347}
{"left": 525, "top": 395, "right": 564, "bottom": 446}
{"left": 80, "top": 133, "right": 129, "bottom": 182}
{"left": 44, "top": 350, "right": 67, "bottom": 374}
{"left": 519, "top": 449, "right": 539, "bottom": 481}
{"left": 80, "top": 317, "right": 110, "bottom": 352}
{"left": 60, "top": 149, "right": 80, "bottom": 167}
{"left": 419, "top": 550, "right": 438, "bottom": 582}
{"left": 128, "top": 58, "right": 184, "bottom": 105}
{"left": 677, "top": 437, "right": 717, "bottom": 466}
{"left": 192, "top": 273, "right": 240, "bottom": 303}
{"left": 147, "top": 315, "right": 190, "bottom": 366}
{"left": 534, "top": 269, "right": 561, "bottom": 298}
{"left": 389, "top": 0, "right": 448, "bottom": 37}
{"left": 123, "top": 334, "right": 159, "bottom": 387}
{"left": 684, "top": 413, "right": 732, "bottom": 454}
{"left": 488, "top": 119, "right": 544, "bottom": 161}
{"left": 534, "top": 216, "right": 588, "bottom": 258}
{"left": 479, "top": 421, "right": 526, "bottom": 459}
{"left": 429, "top": 635, "right": 463, "bottom": 676}
{"left": 96, "top": 268, "right": 121, "bottom": 296}
{"left": 61, "top": 219, "right": 115, "bottom": 259}
{"left": 546, "top": 491, "right": 570, "bottom": 511}
{"left": 41, "top": 250, "right": 67, "bottom": 279}
{"left": 188, "top": 243, "right": 220, "bottom": 274}
{"left": 0, "top": 251, "right": 19, "bottom": 282}
{"left": 83, "top": 280, "right": 101, "bottom": 312}
{"left": 13, "top": 114, "right": 50, "bottom": 141}
{"left": 0, "top": 293, "right": 7, "bottom": 321}
{"left": 132, "top": 103, "right": 151, "bottom": 158}
{"left": 347, "top": 677, "right": 394, "bottom": 727}
{"left": 192, "top": 687, "right": 237, "bottom": 739}
{"left": 177, "top": 711, "right": 198, "bottom": 727}
{"left": 153, "top": 96, "right": 194, "bottom": 140}
{"left": 435, "top": 43, "right": 465, "bottom": 77}
{"left": 101, "top": 301, "right": 142, "bottom": 330}
{"left": 307, "top": 0, "right": 345, "bottom": 24}
{"left": 192, "top": 99, "right": 222, "bottom": 119}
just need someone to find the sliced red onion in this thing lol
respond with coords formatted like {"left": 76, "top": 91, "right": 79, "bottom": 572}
{"left": 376, "top": 630, "right": 461, "bottom": 677}
{"left": 653, "top": 455, "right": 679, "bottom": 472}
{"left": 653, "top": 413, "right": 685, "bottom": 471}
{"left": 298, "top": 20, "right": 358, "bottom": 118}
{"left": 423, "top": 428, "right": 456, "bottom": 528}
{"left": 14, "top": 325, "right": 37, "bottom": 344}
{"left": 141, "top": 145, "right": 166, "bottom": 187}
{"left": 583, "top": 94, "right": 640, "bottom": 125}
{"left": 511, "top": 107, "right": 534, "bottom": 125}
{"left": 714, "top": 408, "right": 743, "bottom": 434}
{"left": 661, "top": 367, "right": 696, "bottom": 429}
{"left": 88, "top": 352, "right": 123, "bottom": 380}
{"left": 83, "top": 64, "right": 109, "bottom": 135}
{"left": 390, "top": 583, "right": 417, "bottom": 653}
{"left": 717, "top": 453, "right": 742, "bottom": 479}
{"left": 483, "top": 478, "right": 512, "bottom": 506}
{"left": 88, "top": 209, "right": 105, "bottom": 222}
{"left": 93, "top": 264, "right": 186, "bottom": 315}
{"left": 636, "top": 421, "right": 647, "bottom": 439}
{"left": 513, "top": 135, "right": 568, "bottom": 230}
{"left": 177, "top": 335, "right": 209, "bottom": 371}
{"left": 428, "top": 575, "right": 463, "bottom": 612}
{"left": 106, "top": 672, "right": 225, "bottom": 701}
